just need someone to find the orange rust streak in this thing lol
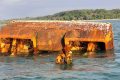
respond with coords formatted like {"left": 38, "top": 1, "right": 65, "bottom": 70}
{"left": 87, "top": 43, "right": 97, "bottom": 52}
{"left": 65, "top": 38, "right": 106, "bottom": 43}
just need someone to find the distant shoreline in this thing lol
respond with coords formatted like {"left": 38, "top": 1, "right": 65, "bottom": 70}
{"left": 0, "top": 19, "right": 120, "bottom": 23}
{"left": 82, "top": 19, "right": 120, "bottom": 21}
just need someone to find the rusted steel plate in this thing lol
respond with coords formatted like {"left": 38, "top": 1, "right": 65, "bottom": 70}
{"left": 0, "top": 20, "right": 114, "bottom": 51}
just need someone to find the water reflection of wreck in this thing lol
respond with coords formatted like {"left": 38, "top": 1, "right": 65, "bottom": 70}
{"left": 0, "top": 20, "right": 114, "bottom": 56}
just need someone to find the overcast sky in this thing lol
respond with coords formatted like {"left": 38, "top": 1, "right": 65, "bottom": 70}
{"left": 0, "top": 0, "right": 120, "bottom": 19}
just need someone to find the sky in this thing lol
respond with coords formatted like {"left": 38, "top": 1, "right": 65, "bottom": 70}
{"left": 0, "top": 0, "right": 120, "bottom": 19}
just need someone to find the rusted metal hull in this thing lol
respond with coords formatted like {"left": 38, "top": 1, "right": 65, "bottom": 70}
{"left": 0, "top": 20, "right": 114, "bottom": 55}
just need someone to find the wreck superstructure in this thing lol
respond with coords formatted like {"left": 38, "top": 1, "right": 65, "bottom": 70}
{"left": 0, "top": 20, "right": 114, "bottom": 56}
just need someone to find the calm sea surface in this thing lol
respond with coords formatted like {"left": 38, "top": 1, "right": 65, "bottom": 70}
{"left": 0, "top": 20, "right": 120, "bottom": 80}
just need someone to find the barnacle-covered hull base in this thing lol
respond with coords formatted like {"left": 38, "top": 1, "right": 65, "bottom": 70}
{"left": 0, "top": 20, "right": 114, "bottom": 56}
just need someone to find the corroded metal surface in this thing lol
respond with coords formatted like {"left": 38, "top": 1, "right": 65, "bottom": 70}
{"left": 0, "top": 20, "right": 114, "bottom": 52}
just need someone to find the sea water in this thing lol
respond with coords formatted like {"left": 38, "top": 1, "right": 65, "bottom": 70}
{"left": 0, "top": 20, "right": 120, "bottom": 80}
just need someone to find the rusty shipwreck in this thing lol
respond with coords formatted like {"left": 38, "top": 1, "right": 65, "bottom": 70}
{"left": 0, "top": 20, "right": 114, "bottom": 56}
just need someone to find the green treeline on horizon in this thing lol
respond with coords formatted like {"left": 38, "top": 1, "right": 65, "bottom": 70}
{"left": 24, "top": 9, "right": 120, "bottom": 20}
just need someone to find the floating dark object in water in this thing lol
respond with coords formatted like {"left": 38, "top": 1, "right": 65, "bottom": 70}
{"left": 0, "top": 20, "right": 114, "bottom": 56}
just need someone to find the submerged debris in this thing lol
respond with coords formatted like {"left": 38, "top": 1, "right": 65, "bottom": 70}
{"left": 56, "top": 45, "right": 72, "bottom": 64}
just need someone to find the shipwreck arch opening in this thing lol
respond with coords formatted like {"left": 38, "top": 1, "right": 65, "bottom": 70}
{"left": 68, "top": 41, "right": 106, "bottom": 52}
{"left": 0, "top": 38, "right": 35, "bottom": 56}
{"left": 97, "top": 42, "right": 106, "bottom": 51}
{"left": 15, "top": 39, "right": 34, "bottom": 56}
{"left": 0, "top": 38, "right": 13, "bottom": 56}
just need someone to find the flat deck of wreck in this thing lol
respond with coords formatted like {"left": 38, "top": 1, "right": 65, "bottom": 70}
{"left": 0, "top": 20, "right": 114, "bottom": 56}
